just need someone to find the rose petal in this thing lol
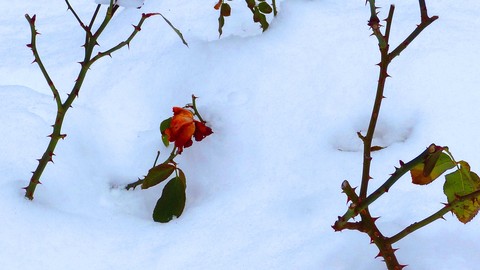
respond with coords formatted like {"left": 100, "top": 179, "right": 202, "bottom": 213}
{"left": 194, "top": 121, "right": 213, "bottom": 141}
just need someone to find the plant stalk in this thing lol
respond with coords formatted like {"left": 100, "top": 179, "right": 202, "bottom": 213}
{"left": 24, "top": 2, "right": 155, "bottom": 199}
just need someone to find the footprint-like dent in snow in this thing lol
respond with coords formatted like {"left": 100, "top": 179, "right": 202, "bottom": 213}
{"left": 333, "top": 116, "right": 417, "bottom": 152}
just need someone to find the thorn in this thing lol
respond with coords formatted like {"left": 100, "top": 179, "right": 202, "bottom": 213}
{"left": 132, "top": 24, "right": 141, "bottom": 31}
{"left": 384, "top": 186, "right": 390, "bottom": 193}
{"left": 331, "top": 224, "right": 342, "bottom": 232}
{"left": 372, "top": 216, "right": 380, "bottom": 222}
{"left": 22, "top": 186, "right": 28, "bottom": 190}
{"left": 375, "top": 251, "right": 382, "bottom": 258}
{"left": 357, "top": 131, "right": 366, "bottom": 141}
{"left": 26, "top": 43, "right": 32, "bottom": 48}
{"left": 60, "top": 134, "right": 67, "bottom": 139}
{"left": 397, "top": 265, "right": 408, "bottom": 270}
{"left": 31, "top": 59, "right": 37, "bottom": 64}
{"left": 31, "top": 178, "right": 42, "bottom": 185}
{"left": 143, "top": 12, "right": 160, "bottom": 18}
{"left": 399, "top": 160, "right": 405, "bottom": 166}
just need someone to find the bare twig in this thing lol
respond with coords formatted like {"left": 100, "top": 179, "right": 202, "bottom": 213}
{"left": 24, "top": 2, "right": 155, "bottom": 200}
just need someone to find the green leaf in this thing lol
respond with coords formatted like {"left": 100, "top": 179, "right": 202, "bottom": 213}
{"left": 220, "top": 3, "right": 231, "bottom": 17}
{"left": 444, "top": 161, "right": 480, "bottom": 223}
{"left": 162, "top": 134, "right": 170, "bottom": 147}
{"left": 258, "top": 2, "right": 273, "bottom": 14}
{"left": 141, "top": 163, "right": 176, "bottom": 189}
{"left": 160, "top": 117, "right": 172, "bottom": 133}
{"left": 160, "top": 117, "right": 172, "bottom": 147}
{"left": 218, "top": 14, "right": 225, "bottom": 37}
{"left": 410, "top": 152, "right": 455, "bottom": 185}
{"left": 153, "top": 177, "right": 187, "bottom": 223}
{"left": 253, "top": 9, "right": 269, "bottom": 31}
{"left": 158, "top": 13, "right": 189, "bottom": 47}
{"left": 177, "top": 168, "right": 187, "bottom": 187}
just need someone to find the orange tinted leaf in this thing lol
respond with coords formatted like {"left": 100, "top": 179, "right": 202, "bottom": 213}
{"left": 214, "top": 0, "right": 222, "bottom": 10}
{"left": 411, "top": 152, "right": 455, "bottom": 185}
{"left": 423, "top": 147, "right": 442, "bottom": 176}
{"left": 370, "top": 145, "right": 385, "bottom": 152}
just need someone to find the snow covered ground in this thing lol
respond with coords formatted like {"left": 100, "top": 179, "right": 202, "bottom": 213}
{"left": 1, "top": 0, "right": 480, "bottom": 269}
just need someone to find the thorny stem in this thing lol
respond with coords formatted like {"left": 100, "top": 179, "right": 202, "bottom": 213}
{"left": 334, "top": 182, "right": 402, "bottom": 269}
{"left": 334, "top": 1, "right": 437, "bottom": 269}
{"left": 360, "top": 210, "right": 402, "bottom": 270}
{"left": 335, "top": 146, "right": 431, "bottom": 228}
{"left": 388, "top": 15, "right": 438, "bottom": 61}
{"left": 88, "top": 4, "right": 102, "bottom": 30}
{"left": 25, "top": 15, "right": 62, "bottom": 110}
{"left": 90, "top": 13, "right": 155, "bottom": 64}
{"left": 389, "top": 189, "right": 480, "bottom": 243}
{"left": 24, "top": 1, "right": 155, "bottom": 200}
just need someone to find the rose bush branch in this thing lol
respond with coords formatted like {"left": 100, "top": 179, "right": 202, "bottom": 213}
{"left": 389, "top": 188, "right": 480, "bottom": 243}
{"left": 333, "top": 1, "right": 439, "bottom": 269}
{"left": 24, "top": 0, "right": 159, "bottom": 200}
{"left": 358, "top": 0, "right": 437, "bottom": 208}
{"left": 334, "top": 146, "right": 431, "bottom": 229}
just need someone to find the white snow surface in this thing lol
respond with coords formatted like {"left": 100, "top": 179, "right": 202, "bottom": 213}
{"left": 1, "top": 0, "right": 480, "bottom": 269}
{"left": 95, "top": 0, "right": 144, "bottom": 8}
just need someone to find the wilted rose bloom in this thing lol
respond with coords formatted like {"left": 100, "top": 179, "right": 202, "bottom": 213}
{"left": 164, "top": 107, "right": 213, "bottom": 153}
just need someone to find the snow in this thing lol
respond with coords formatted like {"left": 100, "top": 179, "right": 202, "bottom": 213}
{"left": 95, "top": 0, "right": 145, "bottom": 8}
{"left": 1, "top": 0, "right": 480, "bottom": 269}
